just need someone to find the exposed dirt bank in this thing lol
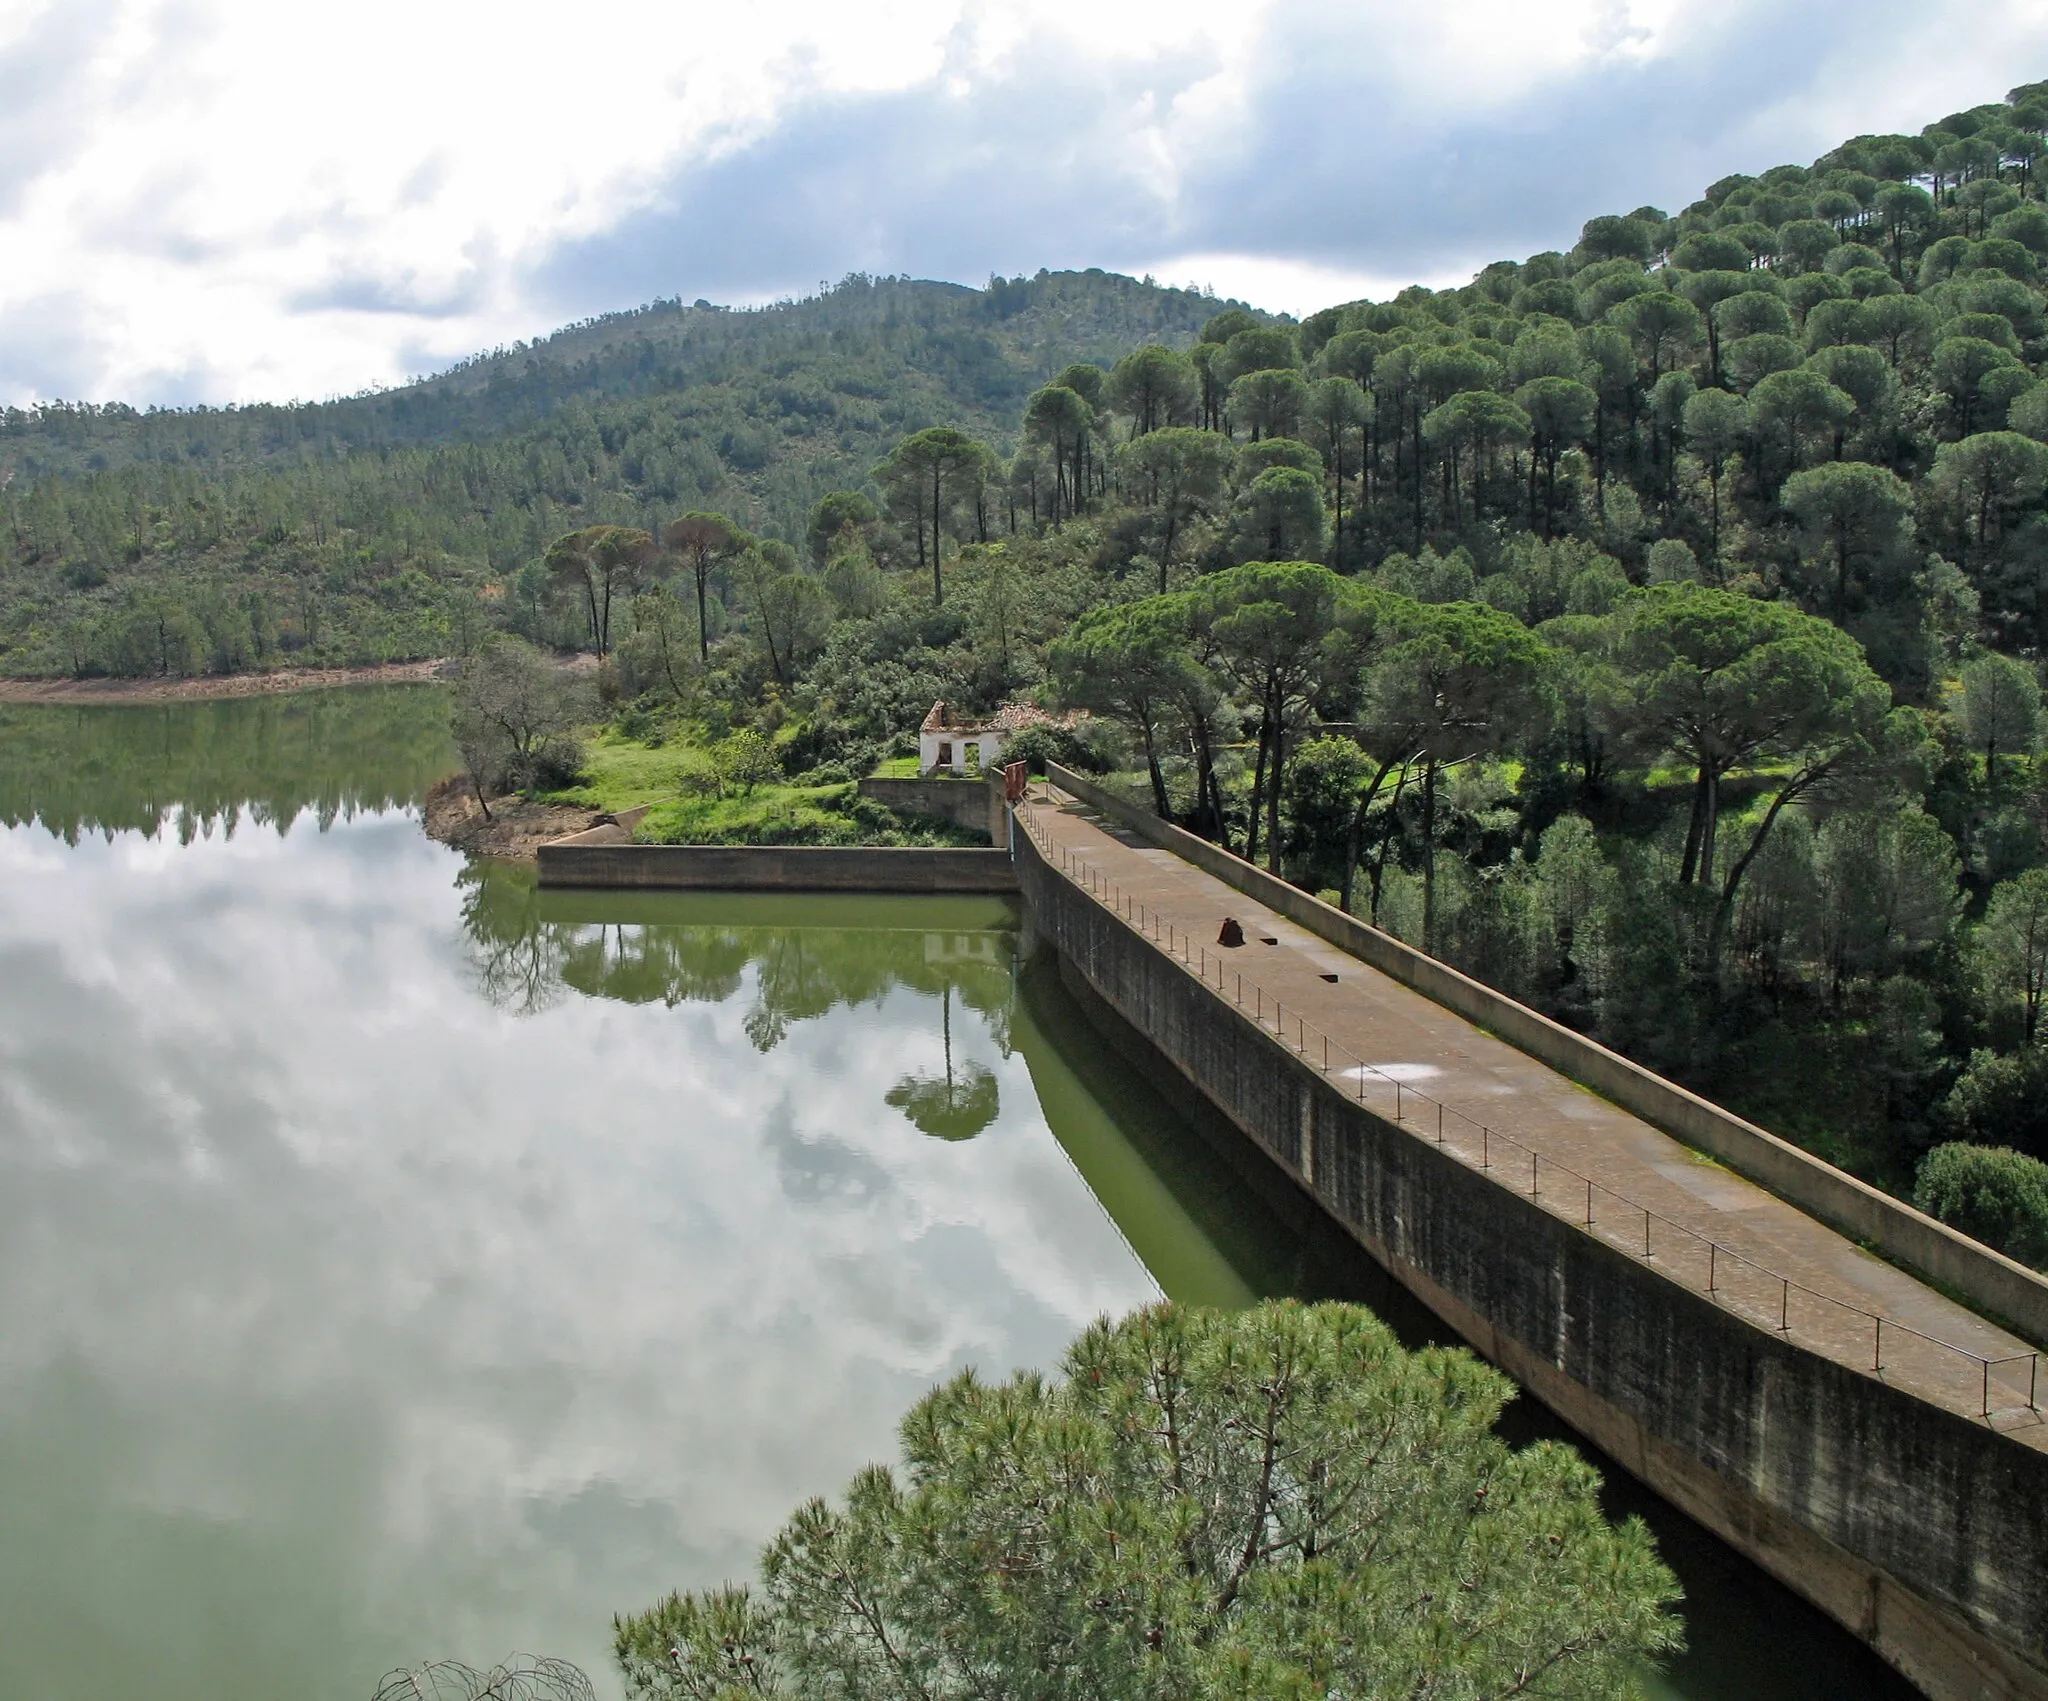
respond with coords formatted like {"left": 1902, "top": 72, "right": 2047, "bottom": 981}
{"left": 0, "top": 659, "right": 456, "bottom": 704}
{"left": 421, "top": 772, "right": 616, "bottom": 864}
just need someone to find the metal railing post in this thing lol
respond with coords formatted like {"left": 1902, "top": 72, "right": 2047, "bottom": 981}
{"left": 1779, "top": 1280, "right": 1789, "bottom": 1333}
{"left": 1708, "top": 1243, "right": 1717, "bottom": 1294}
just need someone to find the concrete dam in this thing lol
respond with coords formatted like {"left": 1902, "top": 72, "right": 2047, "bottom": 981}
{"left": 540, "top": 770, "right": 2048, "bottom": 1701}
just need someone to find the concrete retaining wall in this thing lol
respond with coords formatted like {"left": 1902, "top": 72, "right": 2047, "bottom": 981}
{"left": 1016, "top": 821, "right": 2048, "bottom": 1701}
{"left": 858, "top": 776, "right": 1005, "bottom": 844}
{"left": 1043, "top": 763, "right": 2048, "bottom": 1348}
{"left": 536, "top": 843, "right": 1018, "bottom": 892}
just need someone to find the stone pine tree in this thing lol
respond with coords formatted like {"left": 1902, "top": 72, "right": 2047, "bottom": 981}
{"left": 878, "top": 426, "right": 992, "bottom": 604}
{"left": 1517, "top": 377, "right": 1597, "bottom": 537}
{"left": 1305, "top": 377, "right": 1366, "bottom": 564}
{"left": 543, "top": 525, "right": 655, "bottom": 657}
{"left": 1976, "top": 865, "right": 2048, "bottom": 1046}
{"left": 1609, "top": 583, "right": 1898, "bottom": 964}
{"left": 1780, "top": 461, "right": 1915, "bottom": 620}
{"left": 1960, "top": 652, "right": 2043, "bottom": 785}
{"left": 1022, "top": 386, "right": 1093, "bottom": 526}
{"left": 614, "top": 1301, "right": 1684, "bottom": 1701}
{"left": 1107, "top": 344, "right": 1197, "bottom": 436}
{"left": 883, "top": 985, "right": 998, "bottom": 1141}
{"left": 661, "top": 512, "right": 741, "bottom": 662}
{"left": 1194, "top": 561, "right": 1358, "bottom": 872}
{"left": 1050, "top": 600, "right": 1204, "bottom": 818}
{"left": 1365, "top": 599, "right": 1554, "bottom": 953}
{"left": 805, "top": 491, "right": 878, "bottom": 567}
{"left": 1227, "top": 368, "right": 1308, "bottom": 441}
{"left": 1115, "top": 427, "right": 1231, "bottom": 589}
{"left": 1227, "top": 467, "right": 1326, "bottom": 564}
{"left": 1680, "top": 387, "right": 1748, "bottom": 564}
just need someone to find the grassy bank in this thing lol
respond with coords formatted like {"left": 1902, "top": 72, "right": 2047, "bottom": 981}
{"left": 536, "top": 728, "right": 983, "bottom": 847}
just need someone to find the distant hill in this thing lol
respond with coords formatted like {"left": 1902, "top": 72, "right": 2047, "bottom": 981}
{"left": 0, "top": 270, "right": 1247, "bottom": 675}
{"left": 0, "top": 271, "right": 1234, "bottom": 486}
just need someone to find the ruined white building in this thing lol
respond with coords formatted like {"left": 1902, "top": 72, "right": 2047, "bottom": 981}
{"left": 917, "top": 701, "right": 1070, "bottom": 777}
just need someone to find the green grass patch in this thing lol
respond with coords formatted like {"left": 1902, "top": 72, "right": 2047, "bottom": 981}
{"left": 869, "top": 754, "right": 923, "bottom": 778}
{"left": 534, "top": 727, "right": 710, "bottom": 814}
{"left": 638, "top": 782, "right": 985, "bottom": 847}
{"left": 537, "top": 725, "right": 985, "bottom": 845}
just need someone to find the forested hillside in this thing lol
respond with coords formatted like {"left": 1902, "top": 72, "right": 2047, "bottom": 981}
{"left": 18, "top": 79, "right": 2048, "bottom": 1246}
{"left": 0, "top": 270, "right": 1224, "bottom": 675}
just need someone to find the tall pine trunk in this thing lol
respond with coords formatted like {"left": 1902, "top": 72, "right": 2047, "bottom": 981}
{"left": 1265, "top": 691, "right": 1285, "bottom": 876}
{"left": 1421, "top": 758, "right": 1439, "bottom": 955}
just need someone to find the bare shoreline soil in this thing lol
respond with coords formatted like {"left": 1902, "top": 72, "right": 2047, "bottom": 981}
{"left": 420, "top": 773, "right": 611, "bottom": 864}
{"left": 0, "top": 658, "right": 457, "bottom": 704}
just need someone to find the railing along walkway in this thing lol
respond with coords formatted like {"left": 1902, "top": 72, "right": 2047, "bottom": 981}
{"left": 1020, "top": 787, "right": 2044, "bottom": 1434}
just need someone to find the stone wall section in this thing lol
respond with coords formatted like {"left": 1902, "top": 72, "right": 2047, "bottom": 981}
{"left": 537, "top": 843, "right": 1018, "bottom": 892}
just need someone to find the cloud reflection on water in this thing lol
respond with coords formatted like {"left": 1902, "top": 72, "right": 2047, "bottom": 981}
{"left": 0, "top": 810, "right": 1159, "bottom": 1700}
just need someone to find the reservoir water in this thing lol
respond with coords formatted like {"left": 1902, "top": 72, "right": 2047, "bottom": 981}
{"left": 0, "top": 689, "right": 1914, "bottom": 1700}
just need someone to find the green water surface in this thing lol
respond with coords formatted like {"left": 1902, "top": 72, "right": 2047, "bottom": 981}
{"left": 0, "top": 689, "right": 1913, "bottom": 1701}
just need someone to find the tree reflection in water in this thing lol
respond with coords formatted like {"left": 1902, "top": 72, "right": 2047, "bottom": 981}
{"left": 885, "top": 984, "right": 1001, "bottom": 1141}
{"left": 0, "top": 688, "right": 455, "bottom": 842}
{"left": 456, "top": 860, "right": 1011, "bottom": 1135}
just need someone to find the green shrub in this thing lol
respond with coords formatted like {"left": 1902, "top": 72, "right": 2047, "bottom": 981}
{"left": 1914, "top": 1143, "right": 2048, "bottom": 1269}
{"left": 1003, "top": 721, "right": 1105, "bottom": 776}
{"left": 1938, "top": 1046, "right": 2048, "bottom": 1161}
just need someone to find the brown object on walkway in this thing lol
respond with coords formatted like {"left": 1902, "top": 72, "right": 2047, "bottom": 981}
{"left": 1217, "top": 917, "right": 1245, "bottom": 947}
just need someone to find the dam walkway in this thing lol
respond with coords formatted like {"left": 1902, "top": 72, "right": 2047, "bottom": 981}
{"left": 1019, "top": 784, "right": 2046, "bottom": 1443}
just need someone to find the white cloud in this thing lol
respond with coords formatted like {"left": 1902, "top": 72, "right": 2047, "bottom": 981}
{"left": 0, "top": 0, "right": 2042, "bottom": 404}
{"left": 1131, "top": 252, "right": 1474, "bottom": 317}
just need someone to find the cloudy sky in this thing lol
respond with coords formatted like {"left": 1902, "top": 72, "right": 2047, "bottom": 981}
{"left": 0, "top": 0, "right": 2043, "bottom": 408}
